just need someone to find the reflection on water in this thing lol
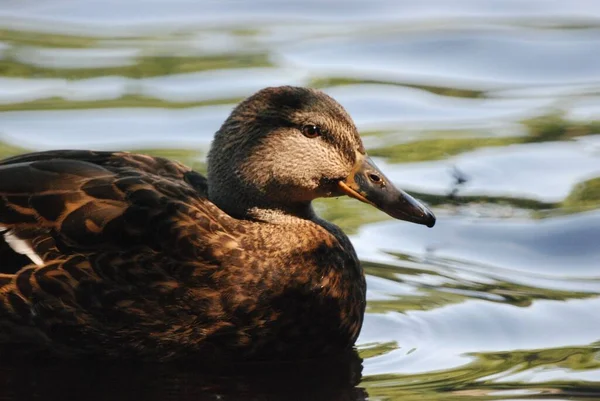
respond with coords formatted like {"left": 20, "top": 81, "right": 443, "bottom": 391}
{"left": 1, "top": 0, "right": 600, "bottom": 400}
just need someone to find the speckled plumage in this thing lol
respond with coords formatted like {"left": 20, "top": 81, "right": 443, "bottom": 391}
{"left": 0, "top": 86, "right": 434, "bottom": 361}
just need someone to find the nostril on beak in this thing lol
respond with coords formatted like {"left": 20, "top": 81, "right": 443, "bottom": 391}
{"left": 368, "top": 173, "right": 382, "bottom": 183}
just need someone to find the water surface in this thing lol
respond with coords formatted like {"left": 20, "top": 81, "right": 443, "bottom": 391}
{"left": 0, "top": 1, "right": 599, "bottom": 400}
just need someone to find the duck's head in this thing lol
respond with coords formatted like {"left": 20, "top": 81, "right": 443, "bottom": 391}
{"left": 207, "top": 86, "right": 435, "bottom": 227}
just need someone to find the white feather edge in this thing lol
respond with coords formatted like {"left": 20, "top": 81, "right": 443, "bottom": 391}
{"left": 0, "top": 225, "right": 44, "bottom": 266}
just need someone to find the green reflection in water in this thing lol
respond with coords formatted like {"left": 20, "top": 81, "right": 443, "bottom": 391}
{"left": 133, "top": 148, "right": 207, "bottom": 173}
{"left": 524, "top": 113, "right": 600, "bottom": 143}
{"left": 369, "top": 136, "right": 517, "bottom": 163}
{"left": 0, "top": 29, "right": 98, "bottom": 48}
{"left": 360, "top": 345, "right": 600, "bottom": 400}
{"left": 0, "top": 142, "right": 28, "bottom": 159}
{"left": 0, "top": 28, "right": 262, "bottom": 49}
{"left": 0, "top": 95, "right": 243, "bottom": 112}
{"left": 564, "top": 177, "right": 600, "bottom": 212}
{"left": 0, "top": 53, "right": 271, "bottom": 79}
{"left": 315, "top": 197, "right": 389, "bottom": 234}
{"left": 370, "top": 113, "right": 600, "bottom": 164}
{"left": 358, "top": 341, "right": 399, "bottom": 359}
{"left": 364, "top": 258, "right": 599, "bottom": 314}
{"left": 416, "top": 191, "right": 558, "bottom": 210}
{"left": 311, "top": 77, "right": 485, "bottom": 98}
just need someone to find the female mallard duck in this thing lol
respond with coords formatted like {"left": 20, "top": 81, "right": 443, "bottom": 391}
{"left": 0, "top": 86, "right": 434, "bottom": 361}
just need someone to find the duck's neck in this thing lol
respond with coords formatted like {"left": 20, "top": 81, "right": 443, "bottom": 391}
{"left": 246, "top": 204, "right": 317, "bottom": 224}
{"left": 207, "top": 180, "right": 317, "bottom": 224}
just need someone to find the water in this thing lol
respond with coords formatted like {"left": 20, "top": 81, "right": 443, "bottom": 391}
{"left": 0, "top": 1, "right": 599, "bottom": 400}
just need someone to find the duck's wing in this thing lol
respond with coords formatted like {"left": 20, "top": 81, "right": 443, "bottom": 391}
{"left": 0, "top": 150, "right": 208, "bottom": 195}
{"left": 0, "top": 150, "right": 228, "bottom": 273}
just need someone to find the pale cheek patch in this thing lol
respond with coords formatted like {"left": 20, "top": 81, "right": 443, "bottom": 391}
{"left": 0, "top": 226, "right": 44, "bottom": 266}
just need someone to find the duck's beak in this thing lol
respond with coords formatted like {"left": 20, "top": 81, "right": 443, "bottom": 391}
{"left": 338, "top": 154, "right": 436, "bottom": 227}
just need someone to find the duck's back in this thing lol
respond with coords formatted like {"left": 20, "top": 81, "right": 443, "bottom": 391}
{"left": 0, "top": 150, "right": 226, "bottom": 358}
{"left": 0, "top": 150, "right": 366, "bottom": 361}
{"left": 0, "top": 150, "right": 209, "bottom": 272}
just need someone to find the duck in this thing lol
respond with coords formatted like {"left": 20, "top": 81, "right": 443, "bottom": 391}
{"left": 0, "top": 86, "right": 435, "bottom": 362}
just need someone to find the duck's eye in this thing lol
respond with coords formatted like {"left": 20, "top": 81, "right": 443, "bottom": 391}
{"left": 301, "top": 124, "right": 322, "bottom": 138}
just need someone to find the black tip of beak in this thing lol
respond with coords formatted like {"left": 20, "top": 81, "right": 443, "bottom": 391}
{"left": 424, "top": 211, "right": 436, "bottom": 228}
{"left": 387, "top": 189, "right": 436, "bottom": 228}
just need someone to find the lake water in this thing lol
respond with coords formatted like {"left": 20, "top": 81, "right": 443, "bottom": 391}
{"left": 0, "top": 1, "right": 599, "bottom": 400}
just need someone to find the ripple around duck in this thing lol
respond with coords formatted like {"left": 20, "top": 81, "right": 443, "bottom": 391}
{"left": 356, "top": 210, "right": 600, "bottom": 277}
{"left": 361, "top": 344, "right": 600, "bottom": 399}
{"left": 355, "top": 208, "right": 600, "bottom": 397}
{"left": 361, "top": 297, "right": 600, "bottom": 367}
